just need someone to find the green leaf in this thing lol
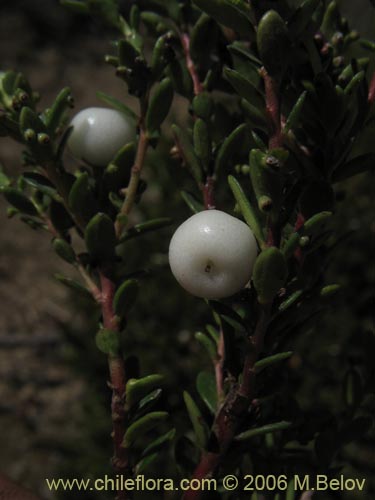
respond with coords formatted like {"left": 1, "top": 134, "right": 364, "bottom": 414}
{"left": 137, "top": 388, "right": 163, "bottom": 412}
{"left": 320, "top": 284, "right": 341, "bottom": 297}
{"left": 332, "top": 154, "right": 375, "bottom": 183}
{"left": 235, "top": 421, "right": 291, "bottom": 441}
{"left": 22, "top": 172, "right": 57, "bottom": 198}
{"left": 146, "top": 78, "right": 174, "bottom": 135}
{"left": 227, "top": 44, "right": 262, "bottom": 88}
{"left": 104, "top": 142, "right": 136, "bottom": 193}
{"left": 50, "top": 199, "right": 74, "bottom": 232}
{"left": 193, "top": 0, "right": 254, "bottom": 37}
{"left": 183, "top": 391, "right": 209, "bottom": 449}
{"left": 95, "top": 328, "right": 120, "bottom": 356}
{"left": 122, "top": 412, "right": 168, "bottom": 448}
{"left": 54, "top": 273, "right": 93, "bottom": 299}
{"left": 135, "top": 453, "right": 159, "bottom": 474}
{"left": 118, "top": 39, "right": 140, "bottom": 67}
{"left": 150, "top": 35, "right": 173, "bottom": 78}
{"left": 119, "top": 217, "right": 172, "bottom": 242}
{"left": 60, "top": 0, "right": 89, "bottom": 14}
{"left": 249, "top": 149, "right": 282, "bottom": 218}
{"left": 279, "top": 290, "right": 303, "bottom": 312}
{"left": 96, "top": 91, "right": 137, "bottom": 121}
{"left": 142, "top": 428, "right": 176, "bottom": 457}
{"left": 303, "top": 211, "right": 332, "bottom": 237}
{"left": 172, "top": 124, "right": 203, "bottom": 186}
{"left": 254, "top": 352, "right": 293, "bottom": 373}
{"left": 228, "top": 175, "right": 264, "bottom": 246}
{"left": 224, "top": 68, "right": 264, "bottom": 109}
{"left": 193, "top": 118, "right": 210, "bottom": 167}
{"left": 196, "top": 372, "right": 217, "bottom": 414}
{"left": 68, "top": 172, "right": 98, "bottom": 222}
{"left": 190, "top": 14, "right": 217, "bottom": 65}
{"left": 2, "top": 187, "right": 38, "bottom": 216}
{"left": 192, "top": 93, "right": 214, "bottom": 121}
{"left": 343, "top": 369, "right": 363, "bottom": 409}
{"left": 253, "top": 247, "right": 287, "bottom": 305}
{"left": 209, "top": 300, "right": 248, "bottom": 333}
{"left": 126, "top": 374, "right": 165, "bottom": 408}
{"left": 215, "top": 123, "right": 247, "bottom": 176}
{"left": 52, "top": 238, "right": 76, "bottom": 264}
{"left": 45, "top": 87, "right": 73, "bottom": 136}
{"left": 257, "top": 10, "right": 290, "bottom": 77}
{"left": 284, "top": 91, "right": 307, "bottom": 133}
{"left": 113, "top": 279, "right": 139, "bottom": 317}
{"left": 287, "top": 0, "right": 321, "bottom": 39}
{"left": 19, "top": 106, "right": 46, "bottom": 135}
{"left": 84, "top": 213, "right": 116, "bottom": 262}
{"left": 195, "top": 332, "right": 217, "bottom": 361}
{"left": 181, "top": 191, "right": 204, "bottom": 214}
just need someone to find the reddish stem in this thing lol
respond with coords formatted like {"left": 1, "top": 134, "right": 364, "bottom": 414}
{"left": 181, "top": 33, "right": 203, "bottom": 96}
{"left": 203, "top": 177, "right": 215, "bottom": 209}
{"left": 99, "top": 272, "right": 130, "bottom": 500}
{"left": 214, "top": 328, "right": 225, "bottom": 401}
{"left": 368, "top": 70, "right": 375, "bottom": 105}
{"left": 261, "top": 68, "right": 283, "bottom": 149}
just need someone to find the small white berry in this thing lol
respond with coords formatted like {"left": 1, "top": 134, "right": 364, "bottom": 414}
{"left": 68, "top": 107, "right": 135, "bottom": 167}
{"left": 169, "top": 209, "right": 258, "bottom": 299}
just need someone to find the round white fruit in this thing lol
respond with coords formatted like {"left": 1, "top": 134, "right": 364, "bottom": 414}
{"left": 68, "top": 107, "right": 135, "bottom": 167}
{"left": 169, "top": 209, "right": 258, "bottom": 299}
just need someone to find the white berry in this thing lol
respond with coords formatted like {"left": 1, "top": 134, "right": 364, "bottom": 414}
{"left": 169, "top": 210, "right": 258, "bottom": 299}
{"left": 68, "top": 107, "right": 135, "bottom": 167}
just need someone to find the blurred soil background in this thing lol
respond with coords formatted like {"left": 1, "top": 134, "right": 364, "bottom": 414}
{"left": 0, "top": 1, "right": 374, "bottom": 499}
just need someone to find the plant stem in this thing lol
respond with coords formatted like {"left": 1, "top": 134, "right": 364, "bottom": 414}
{"left": 115, "top": 127, "right": 149, "bottom": 238}
{"left": 180, "top": 33, "right": 203, "bottom": 96}
{"left": 183, "top": 306, "right": 271, "bottom": 500}
{"left": 203, "top": 176, "right": 215, "bottom": 209}
{"left": 99, "top": 271, "right": 131, "bottom": 500}
{"left": 368, "top": 70, "right": 375, "bottom": 105}
{"left": 261, "top": 68, "right": 283, "bottom": 149}
{"left": 214, "top": 327, "right": 225, "bottom": 402}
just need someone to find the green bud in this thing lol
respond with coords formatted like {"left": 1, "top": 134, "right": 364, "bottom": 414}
{"left": 37, "top": 133, "right": 51, "bottom": 145}
{"left": 24, "top": 128, "right": 36, "bottom": 142}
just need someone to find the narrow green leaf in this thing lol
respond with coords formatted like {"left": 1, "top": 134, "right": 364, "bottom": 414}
{"left": 54, "top": 274, "right": 93, "bottom": 299}
{"left": 84, "top": 212, "right": 116, "bottom": 262}
{"left": 2, "top": 187, "right": 38, "bottom": 216}
{"left": 183, "top": 391, "right": 209, "bottom": 449}
{"left": 146, "top": 78, "right": 174, "bottom": 135}
{"left": 60, "top": 0, "right": 89, "bottom": 14}
{"left": 113, "top": 279, "right": 139, "bottom": 317}
{"left": 181, "top": 191, "right": 204, "bottom": 214}
{"left": 195, "top": 332, "right": 217, "bottom": 361}
{"left": 228, "top": 175, "right": 264, "bottom": 246}
{"left": 193, "top": 0, "right": 254, "bottom": 37}
{"left": 279, "top": 290, "right": 303, "bottom": 311}
{"left": 104, "top": 142, "right": 135, "bottom": 193}
{"left": 235, "top": 421, "right": 291, "bottom": 441}
{"left": 253, "top": 247, "right": 288, "bottom": 305}
{"left": 22, "top": 172, "right": 57, "bottom": 198}
{"left": 196, "top": 372, "right": 217, "bottom": 414}
{"left": 96, "top": 91, "right": 137, "bottom": 121}
{"left": 287, "top": 0, "right": 321, "bottom": 39}
{"left": 284, "top": 91, "right": 307, "bottom": 133}
{"left": 255, "top": 352, "right": 293, "bottom": 373}
{"left": 303, "top": 211, "right": 332, "bottom": 236}
{"left": 257, "top": 10, "right": 290, "bottom": 77}
{"left": 45, "top": 87, "right": 73, "bottom": 136}
{"left": 135, "top": 453, "right": 159, "bottom": 474}
{"left": 142, "top": 428, "right": 176, "bottom": 457}
{"left": 126, "top": 374, "right": 165, "bottom": 408}
{"left": 215, "top": 123, "right": 247, "bottom": 176}
{"left": 119, "top": 217, "right": 172, "bottom": 242}
{"left": 118, "top": 39, "right": 139, "bottom": 67}
{"left": 52, "top": 238, "right": 76, "bottom": 264}
{"left": 193, "top": 118, "right": 210, "bottom": 167}
{"left": 68, "top": 172, "right": 98, "bottom": 222}
{"left": 137, "top": 388, "right": 163, "bottom": 412}
{"left": 122, "top": 412, "right": 168, "bottom": 448}
{"left": 172, "top": 124, "right": 203, "bottom": 186}
{"left": 224, "top": 68, "right": 264, "bottom": 109}
{"left": 209, "top": 300, "right": 248, "bottom": 333}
